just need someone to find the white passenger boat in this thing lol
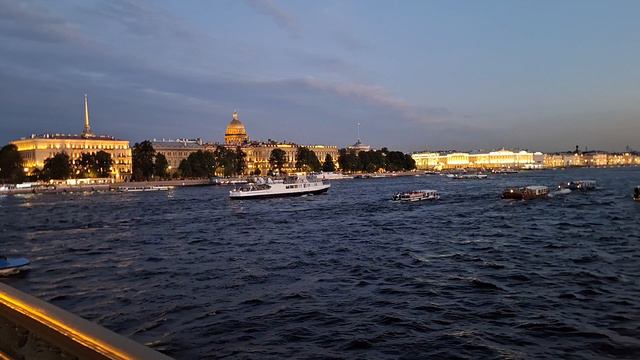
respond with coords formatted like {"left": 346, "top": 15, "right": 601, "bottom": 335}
{"left": 392, "top": 190, "right": 440, "bottom": 202}
{"left": 117, "top": 185, "right": 172, "bottom": 192}
{"left": 229, "top": 176, "right": 330, "bottom": 199}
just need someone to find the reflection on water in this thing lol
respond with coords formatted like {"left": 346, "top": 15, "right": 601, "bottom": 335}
{"left": 1, "top": 167, "right": 640, "bottom": 359}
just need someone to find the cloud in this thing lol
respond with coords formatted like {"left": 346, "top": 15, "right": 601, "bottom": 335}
{"left": 244, "top": 0, "right": 300, "bottom": 38}
{"left": 0, "top": 0, "right": 462, "bottom": 151}
{"left": 86, "top": 0, "right": 197, "bottom": 40}
{"left": 0, "top": 0, "right": 84, "bottom": 44}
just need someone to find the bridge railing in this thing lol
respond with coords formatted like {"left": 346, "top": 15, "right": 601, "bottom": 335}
{"left": 0, "top": 283, "right": 173, "bottom": 360}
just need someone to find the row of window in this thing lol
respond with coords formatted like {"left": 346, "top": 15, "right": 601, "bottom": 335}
{"left": 44, "top": 144, "right": 128, "bottom": 150}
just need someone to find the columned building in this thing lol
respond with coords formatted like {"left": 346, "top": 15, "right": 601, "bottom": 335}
{"left": 412, "top": 149, "right": 544, "bottom": 170}
{"left": 11, "top": 95, "right": 132, "bottom": 181}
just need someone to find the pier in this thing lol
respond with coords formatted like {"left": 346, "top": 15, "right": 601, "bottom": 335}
{"left": 0, "top": 283, "right": 172, "bottom": 360}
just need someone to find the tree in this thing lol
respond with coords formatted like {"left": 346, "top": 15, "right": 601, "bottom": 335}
{"left": 338, "top": 148, "right": 360, "bottom": 173}
{"left": 154, "top": 153, "right": 169, "bottom": 178}
{"left": 178, "top": 159, "right": 192, "bottom": 178}
{"left": 0, "top": 144, "right": 24, "bottom": 184}
{"left": 43, "top": 153, "right": 72, "bottom": 180}
{"left": 183, "top": 150, "right": 216, "bottom": 178}
{"left": 94, "top": 151, "right": 113, "bottom": 178}
{"left": 269, "top": 148, "right": 286, "bottom": 174}
{"left": 234, "top": 147, "right": 246, "bottom": 176}
{"left": 213, "top": 147, "right": 246, "bottom": 177}
{"left": 295, "top": 147, "right": 321, "bottom": 172}
{"left": 322, "top": 154, "right": 336, "bottom": 172}
{"left": 404, "top": 154, "right": 416, "bottom": 170}
{"left": 75, "top": 153, "right": 96, "bottom": 178}
{"left": 132, "top": 141, "right": 156, "bottom": 181}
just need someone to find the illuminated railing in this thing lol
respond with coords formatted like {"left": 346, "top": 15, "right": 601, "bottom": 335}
{"left": 0, "top": 283, "right": 173, "bottom": 360}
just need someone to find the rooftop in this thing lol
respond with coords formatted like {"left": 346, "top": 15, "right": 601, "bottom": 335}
{"left": 20, "top": 133, "right": 123, "bottom": 141}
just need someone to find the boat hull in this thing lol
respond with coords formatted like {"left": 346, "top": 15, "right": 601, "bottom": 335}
{"left": 230, "top": 185, "right": 330, "bottom": 199}
{"left": 0, "top": 257, "right": 30, "bottom": 276}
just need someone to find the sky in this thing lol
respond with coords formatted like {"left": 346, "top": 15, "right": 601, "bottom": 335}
{"left": 1, "top": 0, "right": 639, "bottom": 152}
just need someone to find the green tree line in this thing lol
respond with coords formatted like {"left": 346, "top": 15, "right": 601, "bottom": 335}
{"left": 338, "top": 147, "right": 415, "bottom": 173}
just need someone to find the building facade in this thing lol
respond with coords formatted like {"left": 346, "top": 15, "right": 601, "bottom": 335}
{"left": 151, "top": 138, "right": 205, "bottom": 172}
{"left": 412, "top": 149, "right": 544, "bottom": 170}
{"left": 11, "top": 95, "right": 132, "bottom": 181}
{"left": 242, "top": 143, "right": 338, "bottom": 175}
{"left": 228, "top": 111, "right": 338, "bottom": 174}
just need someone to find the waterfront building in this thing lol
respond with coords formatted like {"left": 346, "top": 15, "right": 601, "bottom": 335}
{"left": 347, "top": 139, "right": 371, "bottom": 153}
{"left": 412, "top": 149, "right": 544, "bottom": 170}
{"left": 224, "top": 111, "right": 249, "bottom": 146}
{"left": 151, "top": 138, "right": 205, "bottom": 171}
{"left": 542, "top": 151, "right": 639, "bottom": 168}
{"left": 221, "top": 111, "right": 338, "bottom": 174}
{"left": 11, "top": 95, "right": 132, "bottom": 181}
{"left": 242, "top": 142, "right": 338, "bottom": 174}
{"left": 152, "top": 111, "right": 338, "bottom": 175}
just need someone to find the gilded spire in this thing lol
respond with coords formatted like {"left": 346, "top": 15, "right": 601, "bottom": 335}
{"left": 232, "top": 110, "right": 239, "bottom": 121}
{"left": 82, "top": 94, "right": 93, "bottom": 137}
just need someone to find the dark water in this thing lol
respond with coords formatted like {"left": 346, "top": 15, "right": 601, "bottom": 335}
{"left": 2, "top": 168, "right": 640, "bottom": 359}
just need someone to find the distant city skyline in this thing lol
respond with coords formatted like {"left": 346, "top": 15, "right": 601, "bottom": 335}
{"left": 1, "top": 0, "right": 640, "bottom": 152}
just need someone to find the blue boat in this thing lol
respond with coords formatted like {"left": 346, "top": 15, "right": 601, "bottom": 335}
{"left": 0, "top": 257, "right": 30, "bottom": 275}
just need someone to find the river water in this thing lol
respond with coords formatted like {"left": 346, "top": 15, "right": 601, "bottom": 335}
{"left": 1, "top": 167, "right": 639, "bottom": 359}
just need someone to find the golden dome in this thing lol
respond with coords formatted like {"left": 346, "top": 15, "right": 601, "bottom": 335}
{"left": 225, "top": 111, "right": 249, "bottom": 145}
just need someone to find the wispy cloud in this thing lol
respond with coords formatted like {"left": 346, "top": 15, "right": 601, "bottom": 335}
{"left": 0, "top": 0, "right": 84, "bottom": 44}
{"left": 244, "top": 0, "right": 300, "bottom": 38}
{"left": 88, "top": 0, "right": 196, "bottom": 40}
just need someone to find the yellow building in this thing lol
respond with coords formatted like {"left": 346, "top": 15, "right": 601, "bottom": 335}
{"left": 412, "top": 149, "right": 544, "bottom": 170}
{"left": 10, "top": 95, "right": 132, "bottom": 181}
{"left": 242, "top": 143, "right": 338, "bottom": 174}
{"left": 224, "top": 111, "right": 249, "bottom": 146}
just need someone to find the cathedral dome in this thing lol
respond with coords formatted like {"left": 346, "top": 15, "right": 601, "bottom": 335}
{"left": 225, "top": 111, "right": 249, "bottom": 145}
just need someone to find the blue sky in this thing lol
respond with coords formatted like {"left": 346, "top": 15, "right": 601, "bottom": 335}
{"left": 1, "top": 0, "right": 639, "bottom": 152}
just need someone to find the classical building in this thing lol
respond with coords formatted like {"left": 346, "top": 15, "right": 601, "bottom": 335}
{"left": 242, "top": 142, "right": 338, "bottom": 175}
{"left": 151, "top": 138, "right": 205, "bottom": 171}
{"left": 11, "top": 95, "right": 132, "bottom": 181}
{"left": 223, "top": 111, "right": 338, "bottom": 174}
{"left": 543, "top": 151, "right": 640, "bottom": 168}
{"left": 412, "top": 149, "right": 544, "bottom": 170}
{"left": 224, "top": 111, "right": 249, "bottom": 146}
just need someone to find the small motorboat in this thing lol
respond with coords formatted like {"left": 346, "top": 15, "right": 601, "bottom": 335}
{"left": 502, "top": 186, "right": 549, "bottom": 200}
{"left": 117, "top": 185, "right": 173, "bottom": 192}
{"left": 550, "top": 188, "right": 572, "bottom": 197}
{"left": 563, "top": 180, "right": 597, "bottom": 191}
{"left": 448, "top": 173, "right": 488, "bottom": 179}
{"left": 491, "top": 169, "right": 519, "bottom": 174}
{"left": 392, "top": 190, "right": 440, "bottom": 202}
{"left": 0, "top": 257, "right": 30, "bottom": 276}
{"left": 634, "top": 186, "right": 640, "bottom": 201}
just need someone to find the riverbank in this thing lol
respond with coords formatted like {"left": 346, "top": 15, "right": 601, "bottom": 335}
{"left": 0, "top": 179, "right": 216, "bottom": 195}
